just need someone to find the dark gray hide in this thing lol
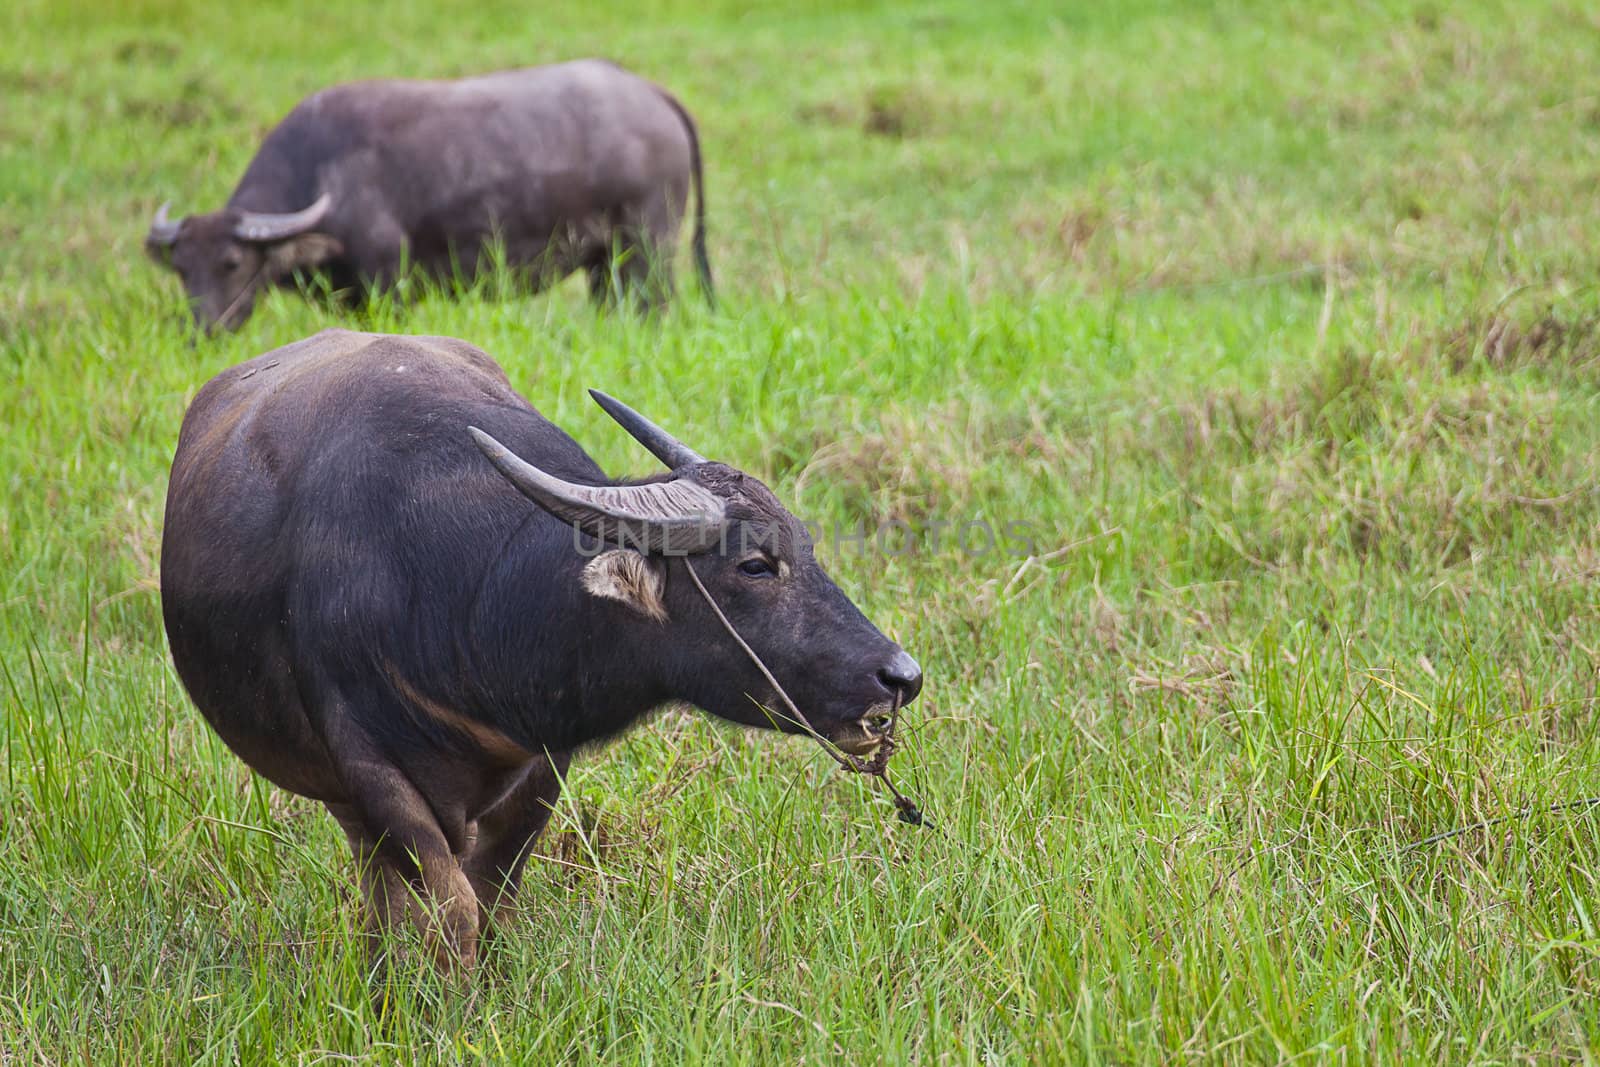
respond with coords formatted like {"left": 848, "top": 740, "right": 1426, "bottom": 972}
{"left": 160, "top": 329, "right": 920, "bottom": 967}
{"left": 146, "top": 60, "right": 713, "bottom": 332}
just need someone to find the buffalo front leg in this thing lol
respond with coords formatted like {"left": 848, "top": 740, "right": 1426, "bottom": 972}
{"left": 329, "top": 802, "right": 413, "bottom": 965}
{"left": 325, "top": 753, "right": 482, "bottom": 973}
{"left": 462, "top": 749, "right": 572, "bottom": 932}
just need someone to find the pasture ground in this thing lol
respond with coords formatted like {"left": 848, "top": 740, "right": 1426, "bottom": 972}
{"left": 4, "top": 0, "right": 1600, "bottom": 1061}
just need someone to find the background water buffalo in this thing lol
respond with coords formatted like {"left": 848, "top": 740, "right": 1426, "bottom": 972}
{"left": 160, "top": 329, "right": 921, "bottom": 967}
{"left": 145, "top": 60, "right": 712, "bottom": 332}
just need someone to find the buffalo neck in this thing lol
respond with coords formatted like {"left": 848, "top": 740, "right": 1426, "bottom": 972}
{"left": 465, "top": 515, "right": 670, "bottom": 753}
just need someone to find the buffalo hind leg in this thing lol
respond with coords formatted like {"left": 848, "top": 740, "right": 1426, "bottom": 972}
{"left": 616, "top": 230, "right": 678, "bottom": 313}
{"left": 625, "top": 240, "right": 676, "bottom": 312}
{"left": 586, "top": 261, "right": 617, "bottom": 307}
{"left": 591, "top": 198, "right": 680, "bottom": 313}
{"left": 587, "top": 245, "right": 670, "bottom": 311}
{"left": 627, "top": 186, "right": 688, "bottom": 312}
{"left": 462, "top": 750, "right": 572, "bottom": 935}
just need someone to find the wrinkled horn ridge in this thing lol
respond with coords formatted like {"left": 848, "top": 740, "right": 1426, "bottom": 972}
{"left": 234, "top": 192, "right": 334, "bottom": 243}
{"left": 147, "top": 202, "right": 181, "bottom": 246}
{"left": 589, "top": 390, "right": 708, "bottom": 470}
{"left": 468, "top": 426, "right": 727, "bottom": 553}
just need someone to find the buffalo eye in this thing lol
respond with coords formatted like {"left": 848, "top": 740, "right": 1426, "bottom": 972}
{"left": 737, "top": 557, "right": 777, "bottom": 579}
{"left": 222, "top": 249, "right": 244, "bottom": 271}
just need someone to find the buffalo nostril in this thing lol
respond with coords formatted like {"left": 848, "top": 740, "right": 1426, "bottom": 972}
{"left": 877, "top": 649, "right": 923, "bottom": 703}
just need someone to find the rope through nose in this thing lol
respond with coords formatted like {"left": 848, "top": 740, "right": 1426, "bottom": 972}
{"left": 682, "top": 557, "right": 925, "bottom": 826}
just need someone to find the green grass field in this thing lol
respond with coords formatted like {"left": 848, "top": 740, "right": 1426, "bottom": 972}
{"left": 5, "top": 0, "right": 1600, "bottom": 1061}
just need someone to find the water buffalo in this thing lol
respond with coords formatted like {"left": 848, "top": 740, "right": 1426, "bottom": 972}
{"left": 160, "top": 329, "right": 922, "bottom": 968}
{"left": 145, "top": 60, "right": 712, "bottom": 333}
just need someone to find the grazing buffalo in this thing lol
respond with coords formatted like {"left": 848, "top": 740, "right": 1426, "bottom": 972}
{"left": 145, "top": 60, "right": 712, "bottom": 332}
{"left": 160, "top": 329, "right": 922, "bottom": 968}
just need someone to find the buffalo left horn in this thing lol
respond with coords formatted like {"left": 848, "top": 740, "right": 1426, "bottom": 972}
{"left": 468, "top": 426, "right": 727, "bottom": 554}
{"left": 147, "top": 202, "right": 182, "bottom": 246}
{"left": 589, "top": 390, "right": 709, "bottom": 470}
{"left": 233, "top": 192, "right": 334, "bottom": 243}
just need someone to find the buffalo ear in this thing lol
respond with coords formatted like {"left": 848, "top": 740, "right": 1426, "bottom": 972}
{"left": 581, "top": 550, "right": 667, "bottom": 622}
{"left": 265, "top": 233, "right": 343, "bottom": 278}
{"left": 144, "top": 239, "right": 177, "bottom": 270}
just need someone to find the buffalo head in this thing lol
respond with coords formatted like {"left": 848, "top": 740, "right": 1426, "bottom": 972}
{"left": 144, "top": 195, "right": 342, "bottom": 332}
{"left": 471, "top": 391, "right": 923, "bottom": 756}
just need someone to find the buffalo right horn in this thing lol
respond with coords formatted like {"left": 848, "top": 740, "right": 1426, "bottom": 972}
{"left": 147, "top": 202, "right": 182, "bottom": 247}
{"left": 468, "top": 426, "right": 726, "bottom": 554}
{"left": 589, "top": 390, "right": 709, "bottom": 470}
{"left": 233, "top": 192, "right": 333, "bottom": 243}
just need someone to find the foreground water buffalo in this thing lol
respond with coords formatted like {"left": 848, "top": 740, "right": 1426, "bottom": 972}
{"left": 161, "top": 329, "right": 921, "bottom": 968}
{"left": 146, "top": 60, "right": 712, "bottom": 332}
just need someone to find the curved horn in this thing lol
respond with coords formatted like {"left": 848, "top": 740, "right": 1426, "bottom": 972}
{"left": 146, "top": 201, "right": 182, "bottom": 247}
{"left": 233, "top": 192, "right": 333, "bottom": 243}
{"left": 589, "top": 390, "right": 708, "bottom": 470}
{"left": 469, "top": 426, "right": 726, "bottom": 553}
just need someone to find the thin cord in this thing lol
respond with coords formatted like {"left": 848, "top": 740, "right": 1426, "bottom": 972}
{"left": 682, "top": 557, "right": 926, "bottom": 826}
